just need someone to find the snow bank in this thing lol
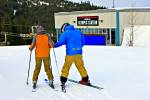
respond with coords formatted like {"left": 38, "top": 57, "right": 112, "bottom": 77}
{"left": 122, "top": 25, "right": 150, "bottom": 47}
{"left": 0, "top": 74, "right": 3, "bottom": 81}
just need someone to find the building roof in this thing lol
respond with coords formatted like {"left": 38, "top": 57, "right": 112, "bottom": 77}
{"left": 55, "top": 7, "right": 150, "bottom": 15}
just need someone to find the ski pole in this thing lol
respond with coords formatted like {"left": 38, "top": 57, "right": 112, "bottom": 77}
{"left": 26, "top": 51, "right": 32, "bottom": 85}
{"left": 53, "top": 48, "right": 60, "bottom": 76}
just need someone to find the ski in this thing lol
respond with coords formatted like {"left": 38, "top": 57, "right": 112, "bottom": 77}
{"left": 44, "top": 79, "right": 58, "bottom": 91}
{"left": 45, "top": 79, "right": 67, "bottom": 93}
{"left": 68, "top": 78, "right": 104, "bottom": 90}
{"left": 32, "top": 88, "right": 36, "bottom": 92}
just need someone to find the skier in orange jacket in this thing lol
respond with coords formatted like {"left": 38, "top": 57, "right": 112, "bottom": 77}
{"left": 29, "top": 26, "right": 54, "bottom": 89}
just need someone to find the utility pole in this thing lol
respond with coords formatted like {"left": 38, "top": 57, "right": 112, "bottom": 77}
{"left": 112, "top": 0, "right": 115, "bottom": 8}
{"left": 4, "top": 32, "right": 7, "bottom": 44}
{"left": 31, "top": 26, "right": 39, "bottom": 34}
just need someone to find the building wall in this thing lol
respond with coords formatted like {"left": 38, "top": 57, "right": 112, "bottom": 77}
{"left": 55, "top": 12, "right": 116, "bottom": 29}
{"left": 55, "top": 15, "right": 69, "bottom": 28}
{"left": 55, "top": 11, "right": 117, "bottom": 45}
{"left": 54, "top": 8, "right": 150, "bottom": 45}
{"left": 120, "top": 11, "right": 150, "bottom": 34}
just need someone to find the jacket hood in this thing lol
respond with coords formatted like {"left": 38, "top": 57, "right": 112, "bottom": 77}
{"left": 65, "top": 25, "right": 75, "bottom": 30}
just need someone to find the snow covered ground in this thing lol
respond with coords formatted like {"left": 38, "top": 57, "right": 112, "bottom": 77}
{"left": 0, "top": 45, "right": 150, "bottom": 100}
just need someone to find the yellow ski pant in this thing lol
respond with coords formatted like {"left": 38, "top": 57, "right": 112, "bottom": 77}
{"left": 32, "top": 56, "right": 53, "bottom": 81}
{"left": 61, "top": 54, "right": 88, "bottom": 78}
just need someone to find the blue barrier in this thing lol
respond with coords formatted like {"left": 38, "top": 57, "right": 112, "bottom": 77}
{"left": 84, "top": 35, "right": 106, "bottom": 45}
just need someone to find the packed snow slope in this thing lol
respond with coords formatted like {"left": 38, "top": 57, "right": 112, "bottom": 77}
{"left": 0, "top": 45, "right": 150, "bottom": 100}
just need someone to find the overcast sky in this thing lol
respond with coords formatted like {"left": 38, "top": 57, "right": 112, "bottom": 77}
{"left": 68, "top": 0, "right": 150, "bottom": 8}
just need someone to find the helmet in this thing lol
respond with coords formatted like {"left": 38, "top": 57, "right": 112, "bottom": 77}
{"left": 61, "top": 23, "right": 70, "bottom": 32}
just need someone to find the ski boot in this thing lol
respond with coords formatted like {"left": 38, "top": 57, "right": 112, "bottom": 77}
{"left": 61, "top": 82, "right": 66, "bottom": 93}
{"left": 32, "top": 81, "right": 37, "bottom": 92}
{"left": 79, "top": 76, "right": 91, "bottom": 85}
{"left": 32, "top": 81, "right": 37, "bottom": 89}
{"left": 79, "top": 80, "right": 91, "bottom": 85}
{"left": 49, "top": 80, "right": 54, "bottom": 89}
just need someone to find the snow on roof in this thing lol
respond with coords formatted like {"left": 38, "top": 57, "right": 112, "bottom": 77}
{"left": 55, "top": 7, "right": 150, "bottom": 15}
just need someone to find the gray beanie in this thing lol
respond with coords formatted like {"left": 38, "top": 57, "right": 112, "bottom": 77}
{"left": 37, "top": 26, "right": 46, "bottom": 34}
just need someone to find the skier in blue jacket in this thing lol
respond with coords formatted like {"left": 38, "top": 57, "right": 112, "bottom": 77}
{"left": 54, "top": 23, "right": 90, "bottom": 88}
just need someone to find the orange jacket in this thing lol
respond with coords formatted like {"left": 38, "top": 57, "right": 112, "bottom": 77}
{"left": 29, "top": 34, "right": 53, "bottom": 57}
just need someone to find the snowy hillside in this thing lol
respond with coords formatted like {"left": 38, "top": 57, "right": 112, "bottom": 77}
{"left": 0, "top": 45, "right": 150, "bottom": 100}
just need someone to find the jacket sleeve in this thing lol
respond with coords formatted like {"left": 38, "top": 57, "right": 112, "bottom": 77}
{"left": 81, "top": 32, "right": 85, "bottom": 47}
{"left": 29, "top": 35, "right": 36, "bottom": 50}
{"left": 48, "top": 35, "right": 54, "bottom": 48}
{"left": 54, "top": 32, "right": 67, "bottom": 48}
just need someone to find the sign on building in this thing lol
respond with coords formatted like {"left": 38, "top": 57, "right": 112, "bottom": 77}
{"left": 77, "top": 16, "right": 99, "bottom": 26}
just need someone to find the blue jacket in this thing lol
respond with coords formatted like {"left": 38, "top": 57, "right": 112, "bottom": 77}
{"left": 54, "top": 25, "right": 85, "bottom": 55}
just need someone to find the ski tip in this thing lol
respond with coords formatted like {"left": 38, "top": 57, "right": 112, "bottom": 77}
{"left": 32, "top": 88, "right": 36, "bottom": 92}
{"left": 62, "top": 89, "right": 66, "bottom": 93}
{"left": 32, "top": 90, "right": 36, "bottom": 92}
{"left": 26, "top": 82, "right": 29, "bottom": 85}
{"left": 63, "top": 91, "right": 66, "bottom": 93}
{"left": 101, "top": 87, "right": 104, "bottom": 89}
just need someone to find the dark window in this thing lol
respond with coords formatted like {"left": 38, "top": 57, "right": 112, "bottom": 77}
{"left": 111, "top": 29, "right": 116, "bottom": 44}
